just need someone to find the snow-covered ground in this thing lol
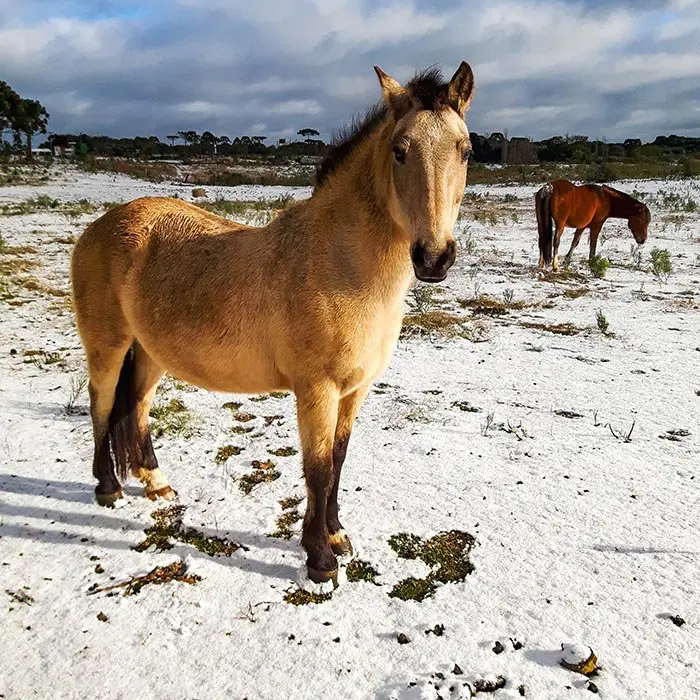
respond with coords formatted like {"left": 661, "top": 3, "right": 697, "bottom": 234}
{"left": 1, "top": 167, "right": 699, "bottom": 699}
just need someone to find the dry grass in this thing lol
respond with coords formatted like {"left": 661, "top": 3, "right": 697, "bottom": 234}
{"left": 520, "top": 321, "right": 586, "bottom": 336}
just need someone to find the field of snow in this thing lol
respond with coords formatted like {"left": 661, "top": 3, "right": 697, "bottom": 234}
{"left": 1, "top": 166, "right": 699, "bottom": 699}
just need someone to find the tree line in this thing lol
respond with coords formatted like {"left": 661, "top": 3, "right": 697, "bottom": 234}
{"left": 2, "top": 79, "right": 699, "bottom": 166}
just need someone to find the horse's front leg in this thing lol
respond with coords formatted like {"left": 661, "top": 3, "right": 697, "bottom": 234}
{"left": 552, "top": 223, "right": 566, "bottom": 271}
{"left": 564, "top": 227, "right": 585, "bottom": 267}
{"left": 296, "top": 381, "right": 340, "bottom": 585}
{"left": 327, "top": 384, "right": 370, "bottom": 559}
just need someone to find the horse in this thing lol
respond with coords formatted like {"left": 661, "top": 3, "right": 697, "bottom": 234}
{"left": 535, "top": 179, "right": 650, "bottom": 271}
{"left": 70, "top": 61, "right": 476, "bottom": 587}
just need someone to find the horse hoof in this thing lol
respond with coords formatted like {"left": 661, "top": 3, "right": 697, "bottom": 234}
{"left": 95, "top": 489, "right": 123, "bottom": 507}
{"left": 329, "top": 530, "right": 353, "bottom": 557}
{"left": 145, "top": 485, "right": 177, "bottom": 501}
{"left": 307, "top": 566, "right": 339, "bottom": 587}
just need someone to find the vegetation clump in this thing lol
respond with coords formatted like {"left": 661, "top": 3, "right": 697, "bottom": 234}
{"left": 283, "top": 589, "right": 332, "bottom": 606}
{"left": 346, "top": 559, "right": 380, "bottom": 584}
{"left": 149, "top": 398, "right": 196, "bottom": 438}
{"left": 88, "top": 560, "right": 201, "bottom": 597}
{"left": 239, "top": 461, "right": 280, "bottom": 494}
{"left": 269, "top": 446, "right": 298, "bottom": 457}
{"left": 650, "top": 247, "right": 673, "bottom": 282}
{"left": 215, "top": 444, "right": 244, "bottom": 463}
{"left": 388, "top": 530, "right": 475, "bottom": 601}
{"left": 133, "top": 505, "right": 239, "bottom": 557}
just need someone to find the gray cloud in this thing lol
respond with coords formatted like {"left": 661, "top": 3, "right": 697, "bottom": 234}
{"left": 0, "top": 0, "right": 698, "bottom": 142}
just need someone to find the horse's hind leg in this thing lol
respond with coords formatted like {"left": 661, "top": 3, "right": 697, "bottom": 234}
{"left": 327, "top": 384, "right": 370, "bottom": 558}
{"left": 564, "top": 228, "right": 585, "bottom": 267}
{"left": 85, "top": 339, "right": 133, "bottom": 505}
{"left": 129, "top": 343, "right": 174, "bottom": 501}
{"left": 296, "top": 381, "right": 340, "bottom": 585}
{"left": 552, "top": 222, "right": 566, "bottom": 271}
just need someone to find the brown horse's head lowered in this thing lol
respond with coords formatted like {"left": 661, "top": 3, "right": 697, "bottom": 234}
{"left": 374, "top": 62, "right": 474, "bottom": 282}
{"left": 628, "top": 202, "right": 651, "bottom": 245}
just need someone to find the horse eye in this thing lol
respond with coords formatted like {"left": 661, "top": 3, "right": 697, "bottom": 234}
{"left": 392, "top": 146, "right": 407, "bottom": 164}
{"left": 461, "top": 147, "right": 472, "bottom": 163}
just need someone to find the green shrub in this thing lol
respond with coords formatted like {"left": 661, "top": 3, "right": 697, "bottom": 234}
{"left": 650, "top": 248, "right": 672, "bottom": 282}
{"left": 588, "top": 255, "right": 610, "bottom": 279}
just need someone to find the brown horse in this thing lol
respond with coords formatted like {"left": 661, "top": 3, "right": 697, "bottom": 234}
{"left": 535, "top": 179, "right": 650, "bottom": 270}
{"left": 70, "top": 62, "right": 475, "bottom": 586}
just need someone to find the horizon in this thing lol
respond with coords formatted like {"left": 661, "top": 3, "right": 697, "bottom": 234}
{"left": 1, "top": 0, "right": 699, "bottom": 144}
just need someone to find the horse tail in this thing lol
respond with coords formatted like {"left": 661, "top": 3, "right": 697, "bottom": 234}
{"left": 108, "top": 344, "right": 141, "bottom": 484}
{"left": 536, "top": 183, "right": 554, "bottom": 266}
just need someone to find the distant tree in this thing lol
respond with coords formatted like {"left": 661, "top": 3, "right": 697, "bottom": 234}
{"left": 12, "top": 98, "right": 50, "bottom": 159}
{"left": 252, "top": 135, "right": 267, "bottom": 144}
{"left": 166, "top": 134, "right": 179, "bottom": 146}
{"left": 200, "top": 130, "right": 217, "bottom": 154}
{"left": 297, "top": 128, "right": 319, "bottom": 143}
{"left": 0, "top": 81, "right": 22, "bottom": 138}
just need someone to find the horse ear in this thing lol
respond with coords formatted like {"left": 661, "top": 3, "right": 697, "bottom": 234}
{"left": 374, "top": 66, "right": 411, "bottom": 117}
{"left": 447, "top": 61, "right": 475, "bottom": 117}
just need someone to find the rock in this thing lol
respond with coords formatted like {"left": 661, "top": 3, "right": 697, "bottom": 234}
{"left": 492, "top": 640, "right": 505, "bottom": 654}
{"left": 96, "top": 612, "right": 109, "bottom": 622}
{"left": 453, "top": 664, "right": 463, "bottom": 675}
{"left": 560, "top": 643, "right": 598, "bottom": 676}
{"left": 397, "top": 632, "right": 411, "bottom": 644}
{"left": 191, "top": 187, "right": 206, "bottom": 198}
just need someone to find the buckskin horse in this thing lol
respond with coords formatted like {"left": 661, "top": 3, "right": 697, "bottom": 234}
{"left": 535, "top": 179, "right": 650, "bottom": 270}
{"left": 71, "top": 62, "right": 475, "bottom": 587}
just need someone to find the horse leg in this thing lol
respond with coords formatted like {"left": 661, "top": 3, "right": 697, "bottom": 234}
{"left": 85, "top": 340, "right": 133, "bottom": 506}
{"left": 129, "top": 343, "right": 174, "bottom": 500}
{"left": 589, "top": 222, "right": 604, "bottom": 261}
{"left": 552, "top": 223, "right": 565, "bottom": 271}
{"left": 327, "top": 384, "right": 370, "bottom": 558}
{"left": 296, "top": 381, "right": 340, "bottom": 585}
{"left": 564, "top": 228, "right": 585, "bottom": 267}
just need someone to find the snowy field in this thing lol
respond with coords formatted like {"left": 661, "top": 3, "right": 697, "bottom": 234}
{"left": 1, "top": 166, "right": 699, "bottom": 699}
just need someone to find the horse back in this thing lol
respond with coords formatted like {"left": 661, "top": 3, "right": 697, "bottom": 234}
{"left": 550, "top": 179, "right": 608, "bottom": 227}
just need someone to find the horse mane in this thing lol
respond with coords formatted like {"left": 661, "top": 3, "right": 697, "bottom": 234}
{"left": 601, "top": 184, "right": 651, "bottom": 220}
{"left": 314, "top": 66, "right": 450, "bottom": 190}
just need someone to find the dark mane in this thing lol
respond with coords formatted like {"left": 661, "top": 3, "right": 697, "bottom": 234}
{"left": 314, "top": 66, "right": 450, "bottom": 190}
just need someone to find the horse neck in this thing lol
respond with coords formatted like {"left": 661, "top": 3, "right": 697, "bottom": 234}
{"left": 604, "top": 188, "right": 635, "bottom": 219}
{"left": 309, "top": 120, "right": 414, "bottom": 299}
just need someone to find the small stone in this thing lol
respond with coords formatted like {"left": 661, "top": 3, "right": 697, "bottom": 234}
{"left": 453, "top": 664, "right": 463, "bottom": 675}
{"left": 560, "top": 643, "right": 598, "bottom": 676}
{"left": 670, "top": 615, "right": 685, "bottom": 627}
{"left": 397, "top": 632, "right": 411, "bottom": 644}
{"left": 510, "top": 637, "right": 523, "bottom": 650}
{"left": 96, "top": 612, "right": 108, "bottom": 622}
{"left": 94, "top": 564, "right": 104, "bottom": 574}
{"left": 492, "top": 640, "right": 505, "bottom": 654}
{"left": 518, "top": 685, "right": 526, "bottom": 696}
{"left": 587, "top": 681, "right": 599, "bottom": 693}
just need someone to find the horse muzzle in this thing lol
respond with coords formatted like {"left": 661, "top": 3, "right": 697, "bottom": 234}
{"left": 411, "top": 240, "right": 456, "bottom": 283}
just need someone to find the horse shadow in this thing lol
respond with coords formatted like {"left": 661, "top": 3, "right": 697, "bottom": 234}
{"left": 0, "top": 472, "right": 301, "bottom": 583}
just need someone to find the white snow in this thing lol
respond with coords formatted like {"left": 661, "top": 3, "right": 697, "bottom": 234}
{"left": 1, "top": 166, "right": 699, "bottom": 699}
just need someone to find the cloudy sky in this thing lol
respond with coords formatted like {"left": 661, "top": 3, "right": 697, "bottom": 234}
{"left": 1, "top": 0, "right": 699, "bottom": 143}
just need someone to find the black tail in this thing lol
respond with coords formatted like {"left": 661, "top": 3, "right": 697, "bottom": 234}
{"left": 108, "top": 344, "right": 153, "bottom": 484}
{"left": 536, "top": 184, "right": 554, "bottom": 266}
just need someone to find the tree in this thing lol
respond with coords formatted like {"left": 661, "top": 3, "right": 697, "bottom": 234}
{"left": 297, "top": 128, "right": 319, "bottom": 143}
{"left": 8, "top": 96, "right": 49, "bottom": 159}
{"left": 166, "top": 134, "right": 179, "bottom": 146}
{"left": 0, "top": 81, "right": 22, "bottom": 141}
{"left": 200, "top": 130, "right": 217, "bottom": 154}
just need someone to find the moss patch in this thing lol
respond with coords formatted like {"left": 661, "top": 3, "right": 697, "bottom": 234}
{"left": 284, "top": 588, "right": 332, "bottom": 606}
{"left": 149, "top": 398, "right": 196, "bottom": 438}
{"left": 268, "top": 510, "right": 302, "bottom": 540}
{"left": 388, "top": 530, "right": 475, "bottom": 602}
{"left": 279, "top": 496, "right": 303, "bottom": 510}
{"left": 133, "top": 505, "right": 239, "bottom": 556}
{"left": 269, "top": 446, "right": 298, "bottom": 457}
{"left": 215, "top": 445, "right": 244, "bottom": 463}
{"left": 346, "top": 559, "right": 379, "bottom": 584}
{"left": 239, "top": 461, "right": 280, "bottom": 494}
{"left": 230, "top": 425, "right": 254, "bottom": 435}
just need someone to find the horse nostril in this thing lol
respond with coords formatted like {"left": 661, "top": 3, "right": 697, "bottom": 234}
{"left": 437, "top": 240, "right": 457, "bottom": 270}
{"left": 411, "top": 242, "right": 428, "bottom": 269}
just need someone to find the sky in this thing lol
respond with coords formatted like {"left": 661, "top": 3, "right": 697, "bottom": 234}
{"left": 1, "top": 0, "right": 699, "bottom": 144}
